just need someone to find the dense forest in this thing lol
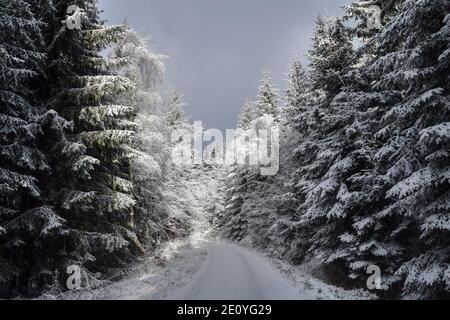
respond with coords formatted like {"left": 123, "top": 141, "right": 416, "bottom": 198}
{"left": 0, "top": 0, "right": 198, "bottom": 298}
{"left": 1, "top": 0, "right": 449, "bottom": 300}
{"left": 218, "top": 0, "right": 450, "bottom": 299}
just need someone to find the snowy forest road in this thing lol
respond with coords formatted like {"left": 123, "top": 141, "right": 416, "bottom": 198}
{"left": 167, "top": 241, "right": 299, "bottom": 300}
{"left": 52, "top": 237, "right": 371, "bottom": 300}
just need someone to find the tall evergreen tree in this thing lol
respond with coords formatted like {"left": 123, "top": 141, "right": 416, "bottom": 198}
{"left": 284, "top": 59, "right": 309, "bottom": 118}
{"left": 0, "top": 0, "right": 70, "bottom": 297}
{"left": 255, "top": 69, "right": 279, "bottom": 120}
{"left": 0, "top": 0, "right": 202, "bottom": 298}
{"left": 344, "top": 0, "right": 403, "bottom": 40}
{"left": 220, "top": 72, "right": 281, "bottom": 247}
{"left": 238, "top": 99, "right": 255, "bottom": 130}
{"left": 164, "top": 90, "right": 187, "bottom": 130}
{"left": 308, "top": 16, "right": 354, "bottom": 96}
{"left": 303, "top": 0, "right": 450, "bottom": 299}
{"left": 353, "top": 0, "right": 450, "bottom": 298}
{"left": 277, "top": 15, "right": 357, "bottom": 269}
{"left": 272, "top": 0, "right": 450, "bottom": 299}
{"left": 110, "top": 26, "right": 169, "bottom": 251}
{"left": 37, "top": 0, "right": 141, "bottom": 290}
{"left": 266, "top": 59, "right": 314, "bottom": 263}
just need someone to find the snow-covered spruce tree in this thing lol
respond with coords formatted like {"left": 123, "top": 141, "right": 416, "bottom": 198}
{"left": 164, "top": 90, "right": 188, "bottom": 130}
{"left": 344, "top": 0, "right": 404, "bottom": 40}
{"left": 283, "top": 58, "right": 310, "bottom": 125}
{"left": 238, "top": 99, "right": 256, "bottom": 131}
{"left": 300, "top": 0, "right": 450, "bottom": 299}
{"left": 162, "top": 90, "right": 224, "bottom": 239}
{"left": 295, "top": 0, "right": 408, "bottom": 296}
{"left": 255, "top": 69, "right": 279, "bottom": 120}
{"left": 161, "top": 90, "right": 197, "bottom": 238}
{"left": 290, "top": 9, "right": 435, "bottom": 294}
{"left": 40, "top": 0, "right": 142, "bottom": 287}
{"left": 285, "top": 17, "right": 354, "bottom": 197}
{"left": 347, "top": 0, "right": 450, "bottom": 299}
{"left": 264, "top": 58, "right": 314, "bottom": 262}
{"left": 309, "top": 16, "right": 354, "bottom": 97}
{"left": 292, "top": 0, "right": 450, "bottom": 299}
{"left": 109, "top": 26, "right": 170, "bottom": 251}
{"left": 0, "top": 0, "right": 71, "bottom": 298}
{"left": 239, "top": 116, "right": 282, "bottom": 249}
{"left": 217, "top": 100, "right": 254, "bottom": 240}
{"left": 220, "top": 72, "right": 281, "bottom": 247}
{"left": 275, "top": 16, "right": 356, "bottom": 270}
{"left": 220, "top": 168, "right": 254, "bottom": 241}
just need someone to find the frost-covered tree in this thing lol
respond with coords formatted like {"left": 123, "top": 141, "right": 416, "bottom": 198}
{"left": 255, "top": 69, "right": 279, "bottom": 120}
{"left": 220, "top": 75, "right": 281, "bottom": 247}
{"left": 285, "top": 0, "right": 450, "bottom": 299}
{"left": 344, "top": 0, "right": 404, "bottom": 40}
{"left": 238, "top": 99, "right": 255, "bottom": 130}
{"left": 111, "top": 25, "right": 165, "bottom": 114}
{"left": 272, "top": 13, "right": 357, "bottom": 268}
{"left": 33, "top": 0, "right": 144, "bottom": 290}
{"left": 0, "top": 0, "right": 204, "bottom": 299}
{"left": 219, "top": 98, "right": 258, "bottom": 241}
{"left": 219, "top": 167, "right": 250, "bottom": 241}
{"left": 284, "top": 59, "right": 309, "bottom": 118}
{"left": 352, "top": 0, "right": 450, "bottom": 299}
{"left": 309, "top": 16, "right": 354, "bottom": 96}
{"left": 219, "top": 67, "right": 284, "bottom": 245}
{"left": 296, "top": 0, "right": 450, "bottom": 299}
{"left": 159, "top": 90, "right": 200, "bottom": 237}
{"left": 264, "top": 58, "right": 315, "bottom": 262}
{"left": 109, "top": 26, "right": 168, "bottom": 251}
{"left": 0, "top": 0, "right": 46, "bottom": 222}
{"left": 0, "top": 0, "right": 71, "bottom": 298}
{"left": 164, "top": 90, "right": 188, "bottom": 131}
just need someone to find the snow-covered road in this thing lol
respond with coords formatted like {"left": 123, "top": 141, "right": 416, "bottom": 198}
{"left": 167, "top": 241, "right": 299, "bottom": 300}
{"left": 50, "top": 237, "right": 374, "bottom": 300}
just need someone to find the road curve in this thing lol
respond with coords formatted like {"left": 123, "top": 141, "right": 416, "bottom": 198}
{"left": 167, "top": 241, "right": 299, "bottom": 300}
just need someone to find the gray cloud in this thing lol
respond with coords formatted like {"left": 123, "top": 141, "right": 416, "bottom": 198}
{"left": 98, "top": 0, "right": 350, "bottom": 130}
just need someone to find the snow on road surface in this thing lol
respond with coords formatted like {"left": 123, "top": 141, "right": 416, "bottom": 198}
{"left": 46, "top": 237, "right": 373, "bottom": 300}
{"left": 168, "top": 241, "right": 299, "bottom": 300}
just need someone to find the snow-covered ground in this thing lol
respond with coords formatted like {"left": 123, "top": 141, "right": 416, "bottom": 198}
{"left": 168, "top": 241, "right": 299, "bottom": 300}
{"left": 48, "top": 237, "right": 207, "bottom": 300}
{"left": 39, "top": 164, "right": 374, "bottom": 301}
{"left": 260, "top": 251, "right": 376, "bottom": 300}
{"left": 48, "top": 234, "right": 374, "bottom": 300}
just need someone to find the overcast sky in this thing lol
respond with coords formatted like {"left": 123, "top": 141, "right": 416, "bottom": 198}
{"left": 98, "top": 0, "right": 349, "bottom": 130}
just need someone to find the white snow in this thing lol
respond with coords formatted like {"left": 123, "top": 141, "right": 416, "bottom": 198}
{"left": 167, "top": 241, "right": 299, "bottom": 300}
{"left": 49, "top": 238, "right": 208, "bottom": 300}
{"left": 40, "top": 155, "right": 374, "bottom": 301}
{"left": 47, "top": 236, "right": 374, "bottom": 300}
